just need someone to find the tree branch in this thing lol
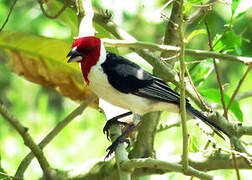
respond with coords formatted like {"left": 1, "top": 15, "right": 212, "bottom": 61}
{"left": 102, "top": 39, "right": 252, "bottom": 65}
{"left": 129, "top": 112, "right": 161, "bottom": 158}
{"left": 121, "top": 158, "right": 213, "bottom": 180}
{"left": 160, "top": 0, "right": 180, "bottom": 66}
{"left": 186, "top": 0, "right": 217, "bottom": 24}
{"left": 15, "top": 94, "right": 97, "bottom": 178}
{"left": 177, "top": 0, "right": 189, "bottom": 172}
{"left": 109, "top": 122, "right": 131, "bottom": 180}
{"left": 0, "top": 101, "right": 52, "bottom": 179}
{"left": 70, "top": 152, "right": 252, "bottom": 180}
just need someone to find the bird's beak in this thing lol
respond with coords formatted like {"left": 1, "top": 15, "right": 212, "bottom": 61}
{"left": 67, "top": 47, "right": 83, "bottom": 63}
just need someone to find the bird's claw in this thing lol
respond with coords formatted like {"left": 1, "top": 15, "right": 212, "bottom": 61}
{"left": 105, "top": 137, "right": 130, "bottom": 160}
{"left": 103, "top": 118, "right": 128, "bottom": 140}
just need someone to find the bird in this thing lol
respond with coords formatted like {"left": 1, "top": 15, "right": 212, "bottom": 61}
{"left": 66, "top": 36, "right": 228, "bottom": 158}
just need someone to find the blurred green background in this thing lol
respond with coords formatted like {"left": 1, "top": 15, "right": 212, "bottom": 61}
{"left": 0, "top": 0, "right": 252, "bottom": 179}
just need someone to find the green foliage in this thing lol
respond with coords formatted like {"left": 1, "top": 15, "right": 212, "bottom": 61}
{"left": 189, "top": 136, "right": 200, "bottom": 152}
{"left": 232, "top": 0, "right": 241, "bottom": 16}
{"left": 189, "top": 59, "right": 213, "bottom": 86}
{"left": 46, "top": 0, "right": 79, "bottom": 36}
{"left": 185, "top": 29, "right": 207, "bottom": 44}
{"left": 0, "top": 31, "right": 93, "bottom": 101}
{"left": 213, "top": 30, "right": 243, "bottom": 54}
{"left": 200, "top": 89, "right": 243, "bottom": 122}
{"left": 0, "top": 0, "right": 252, "bottom": 179}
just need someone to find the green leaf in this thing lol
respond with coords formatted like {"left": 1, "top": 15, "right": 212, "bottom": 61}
{"left": 184, "top": 2, "right": 192, "bottom": 17}
{"left": 189, "top": 59, "right": 213, "bottom": 86}
{"left": 0, "top": 31, "right": 96, "bottom": 103}
{"left": 213, "top": 30, "right": 242, "bottom": 54}
{"left": 46, "top": 0, "right": 79, "bottom": 36}
{"left": 185, "top": 29, "right": 207, "bottom": 44}
{"left": 184, "top": 0, "right": 208, "bottom": 15}
{"left": 199, "top": 89, "right": 243, "bottom": 122}
{"left": 94, "top": 23, "right": 119, "bottom": 54}
{"left": 232, "top": 0, "right": 241, "bottom": 16}
{"left": 234, "top": 10, "right": 247, "bottom": 19}
{"left": 189, "top": 136, "right": 200, "bottom": 152}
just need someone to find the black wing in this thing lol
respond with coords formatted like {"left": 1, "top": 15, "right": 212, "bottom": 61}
{"left": 102, "top": 52, "right": 228, "bottom": 138}
{"left": 101, "top": 52, "right": 182, "bottom": 105}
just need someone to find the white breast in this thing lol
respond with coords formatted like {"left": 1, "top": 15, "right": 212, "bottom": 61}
{"left": 87, "top": 44, "right": 179, "bottom": 115}
{"left": 88, "top": 64, "right": 151, "bottom": 114}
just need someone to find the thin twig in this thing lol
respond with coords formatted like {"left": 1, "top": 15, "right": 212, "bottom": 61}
{"left": 186, "top": 0, "right": 217, "bottom": 24}
{"left": 157, "top": 119, "right": 181, "bottom": 133}
{"left": 15, "top": 94, "right": 97, "bottom": 178}
{"left": 160, "top": 0, "right": 175, "bottom": 13}
{"left": 204, "top": 18, "right": 228, "bottom": 119}
{"left": 231, "top": 145, "right": 241, "bottom": 180}
{"left": 185, "top": 59, "right": 207, "bottom": 65}
{"left": 160, "top": 53, "right": 180, "bottom": 61}
{"left": 203, "top": 136, "right": 252, "bottom": 164}
{"left": 185, "top": 66, "right": 206, "bottom": 108}
{"left": 102, "top": 39, "right": 252, "bottom": 65}
{"left": 192, "top": 2, "right": 216, "bottom": 7}
{"left": 226, "top": 65, "right": 252, "bottom": 112}
{"left": 161, "top": 13, "right": 179, "bottom": 28}
{"left": 177, "top": 0, "right": 189, "bottom": 172}
{"left": 38, "top": 0, "right": 71, "bottom": 19}
{"left": 0, "top": 172, "right": 23, "bottom": 180}
{"left": 0, "top": 102, "right": 52, "bottom": 179}
{"left": 0, "top": 0, "right": 17, "bottom": 32}
{"left": 235, "top": 90, "right": 252, "bottom": 101}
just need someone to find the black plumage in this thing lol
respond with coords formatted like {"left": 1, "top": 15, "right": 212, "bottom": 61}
{"left": 101, "top": 52, "right": 228, "bottom": 138}
{"left": 102, "top": 52, "right": 181, "bottom": 104}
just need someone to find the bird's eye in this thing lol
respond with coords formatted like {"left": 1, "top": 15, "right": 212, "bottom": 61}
{"left": 85, "top": 48, "right": 93, "bottom": 53}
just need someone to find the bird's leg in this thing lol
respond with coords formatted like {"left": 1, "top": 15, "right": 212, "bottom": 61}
{"left": 103, "top": 111, "right": 132, "bottom": 140}
{"left": 105, "top": 114, "right": 142, "bottom": 159}
{"left": 105, "top": 123, "right": 136, "bottom": 159}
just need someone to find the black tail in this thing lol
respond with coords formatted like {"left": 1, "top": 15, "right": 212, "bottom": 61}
{"left": 186, "top": 104, "right": 228, "bottom": 139}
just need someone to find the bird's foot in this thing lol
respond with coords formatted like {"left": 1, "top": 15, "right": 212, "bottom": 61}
{"left": 103, "top": 112, "right": 132, "bottom": 140}
{"left": 105, "top": 136, "right": 130, "bottom": 159}
{"left": 104, "top": 123, "right": 136, "bottom": 159}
